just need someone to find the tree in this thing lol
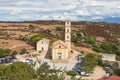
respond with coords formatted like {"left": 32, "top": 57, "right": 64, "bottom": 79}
{"left": 100, "top": 43, "right": 119, "bottom": 54}
{"left": 30, "top": 34, "right": 44, "bottom": 43}
{"left": 114, "top": 68, "right": 120, "bottom": 76}
{"left": 46, "top": 29, "right": 51, "bottom": 35}
{"left": 4, "top": 48, "right": 11, "bottom": 55}
{"left": 92, "top": 47, "right": 102, "bottom": 52}
{"left": 12, "top": 51, "right": 18, "bottom": 55}
{"left": 0, "top": 48, "right": 5, "bottom": 58}
{"left": 29, "top": 24, "right": 34, "bottom": 29}
{"left": 0, "top": 62, "right": 35, "bottom": 80}
{"left": 72, "top": 36, "right": 79, "bottom": 43}
{"left": 36, "top": 61, "right": 65, "bottom": 80}
{"left": 0, "top": 61, "right": 66, "bottom": 80}
{"left": 84, "top": 36, "right": 96, "bottom": 46}
{"left": 55, "top": 27, "right": 63, "bottom": 31}
{"left": 20, "top": 48, "right": 27, "bottom": 54}
{"left": 67, "top": 70, "right": 77, "bottom": 79}
{"left": 82, "top": 53, "right": 98, "bottom": 72}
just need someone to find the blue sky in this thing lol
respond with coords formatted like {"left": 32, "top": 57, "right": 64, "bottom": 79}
{"left": 0, "top": 0, "right": 120, "bottom": 22}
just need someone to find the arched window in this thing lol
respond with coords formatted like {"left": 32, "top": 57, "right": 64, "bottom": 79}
{"left": 67, "top": 29, "right": 69, "bottom": 32}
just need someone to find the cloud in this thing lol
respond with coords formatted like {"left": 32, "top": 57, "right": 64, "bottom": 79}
{"left": 0, "top": 0, "right": 120, "bottom": 22}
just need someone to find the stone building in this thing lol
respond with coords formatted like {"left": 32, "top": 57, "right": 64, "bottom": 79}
{"left": 36, "top": 38, "right": 49, "bottom": 51}
{"left": 52, "top": 19, "right": 71, "bottom": 61}
{"left": 102, "top": 53, "right": 116, "bottom": 62}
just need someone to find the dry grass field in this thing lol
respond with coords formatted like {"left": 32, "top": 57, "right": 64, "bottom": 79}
{"left": 0, "top": 39, "right": 34, "bottom": 51}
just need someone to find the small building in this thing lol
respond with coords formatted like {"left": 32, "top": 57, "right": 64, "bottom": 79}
{"left": 36, "top": 38, "right": 49, "bottom": 51}
{"left": 102, "top": 53, "right": 116, "bottom": 62}
{"left": 52, "top": 40, "right": 68, "bottom": 61}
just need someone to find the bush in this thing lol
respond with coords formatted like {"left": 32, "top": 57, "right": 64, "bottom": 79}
{"left": 114, "top": 68, "right": 120, "bottom": 76}
{"left": 0, "top": 61, "right": 65, "bottom": 80}
{"left": 84, "top": 36, "right": 96, "bottom": 45}
{"left": 67, "top": 70, "right": 77, "bottom": 77}
{"left": 0, "top": 48, "right": 5, "bottom": 58}
{"left": 29, "top": 24, "right": 34, "bottom": 29}
{"left": 55, "top": 27, "right": 63, "bottom": 31}
{"left": 96, "top": 57, "right": 103, "bottom": 65}
{"left": 100, "top": 43, "right": 119, "bottom": 54}
{"left": 12, "top": 51, "right": 18, "bottom": 55}
{"left": 92, "top": 47, "right": 102, "bottom": 52}
{"left": 72, "top": 36, "right": 79, "bottom": 43}
{"left": 82, "top": 53, "right": 98, "bottom": 72}
{"left": 21, "top": 48, "right": 27, "bottom": 54}
{"left": 4, "top": 48, "right": 11, "bottom": 55}
{"left": 30, "top": 34, "right": 44, "bottom": 43}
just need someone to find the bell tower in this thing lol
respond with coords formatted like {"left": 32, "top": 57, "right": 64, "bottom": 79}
{"left": 65, "top": 19, "right": 71, "bottom": 52}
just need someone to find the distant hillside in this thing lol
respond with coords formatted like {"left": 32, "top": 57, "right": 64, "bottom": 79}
{"left": 0, "top": 20, "right": 120, "bottom": 47}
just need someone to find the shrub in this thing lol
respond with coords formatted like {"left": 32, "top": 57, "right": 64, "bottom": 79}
{"left": 67, "top": 70, "right": 77, "bottom": 77}
{"left": 29, "top": 24, "right": 34, "bottom": 29}
{"left": 12, "top": 51, "right": 18, "bottom": 55}
{"left": 82, "top": 53, "right": 98, "bottom": 72}
{"left": 92, "top": 47, "right": 102, "bottom": 52}
{"left": 114, "top": 68, "right": 120, "bottom": 76}
{"left": 30, "top": 34, "right": 44, "bottom": 43}
{"left": 0, "top": 48, "right": 5, "bottom": 57}
{"left": 4, "top": 48, "right": 11, "bottom": 55}
{"left": 21, "top": 48, "right": 27, "bottom": 53}
{"left": 55, "top": 27, "right": 63, "bottom": 31}
{"left": 84, "top": 36, "right": 96, "bottom": 45}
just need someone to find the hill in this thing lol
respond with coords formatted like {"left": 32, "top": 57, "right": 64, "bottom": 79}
{"left": 0, "top": 20, "right": 120, "bottom": 56}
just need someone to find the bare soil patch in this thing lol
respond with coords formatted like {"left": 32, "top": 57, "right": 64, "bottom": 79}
{"left": 0, "top": 39, "right": 34, "bottom": 51}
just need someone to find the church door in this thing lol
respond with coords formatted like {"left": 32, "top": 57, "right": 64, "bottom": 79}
{"left": 58, "top": 53, "right": 62, "bottom": 60}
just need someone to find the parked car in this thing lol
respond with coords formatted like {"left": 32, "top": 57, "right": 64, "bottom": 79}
{"left": 77, "top": 54, "right": 83, "bottom": 62}
{"left": 74, "top": 65, "right": 81, "bottom": 69}
{"left": 26, "top": 51, "right": 30, "bottom": 54}
{"left": 0, "top": 59, "right": 5, "bottom": 64}
{"left": 103, "top": 66, "right": 113, "bottom": 74}
{"left": 103, "top": 67, "right": 111, "bottom": 71}
{"left": 80, "top": 71, "right": 90, "bottom": 76}
{"left": 76, "top": 62, "right": 82, "bottom": 65}
{"left": 72, "top": 67, "right": 82, "bottom": 73}
{"left": 25, "top": 59, "right": 33, "bottom": 64}
{"left": 4, "top": 58, "right": 11, "bottom": 63}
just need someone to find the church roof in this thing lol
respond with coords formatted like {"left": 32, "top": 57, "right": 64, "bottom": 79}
{"left": 52, "top": 40, "right": 67, "bottom": 48}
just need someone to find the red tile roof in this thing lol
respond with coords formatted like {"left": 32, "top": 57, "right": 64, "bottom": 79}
{"left": 99, "top": 76, "right": 120, "bottom": 80}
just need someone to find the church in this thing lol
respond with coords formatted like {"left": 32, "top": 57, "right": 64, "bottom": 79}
{"left": 37, "top": 19, "right": 72, "bottom": 61}
{"left": 52, "top": 19, "right": 71, "bottom": 61}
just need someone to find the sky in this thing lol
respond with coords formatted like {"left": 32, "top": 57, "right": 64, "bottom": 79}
{"left": 0, "top": 0, "right": 120, "bottom": 23}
